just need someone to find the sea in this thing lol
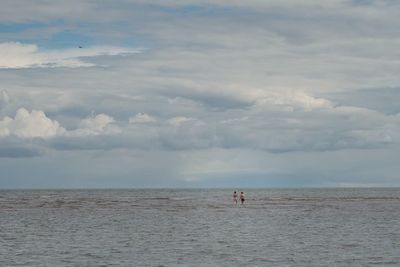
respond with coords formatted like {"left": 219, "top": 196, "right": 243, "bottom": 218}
{"left": 1, "top": 188, "right": 400, "bottom": 267}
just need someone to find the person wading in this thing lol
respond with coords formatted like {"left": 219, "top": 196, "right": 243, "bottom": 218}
{"left": 240, "top": 192, "right": 245, "bottom": 205}
{"left": 233, "top": 191, "right": 238, "bottom": 205}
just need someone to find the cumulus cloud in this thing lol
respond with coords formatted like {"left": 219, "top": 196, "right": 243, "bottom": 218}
{"left": 167, "top": 116, "right": 198, "bottom": 126}
{"left": 67, "top": 113, "right": 120, "bottom": 136}
{"left": 0, "top": 42, "right": 139, "bottom": 69}
{"left": 129, "top": 112, "right": 157, "bottom": 124}
{"left": 0, "top": 108, "right": 65, "bottom": 138}
{"left": 2, "top": 88, "right": 397, "bottom": 154}
{"left": 0, "top": 108, "right": 121, "bottom": 140}
{"left": 2, "top": 0, "right": 400, "bottom": 186}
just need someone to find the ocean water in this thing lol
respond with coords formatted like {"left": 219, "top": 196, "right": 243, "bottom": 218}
{"left": 1, "top": 188, "right": 400, "bottom": 267}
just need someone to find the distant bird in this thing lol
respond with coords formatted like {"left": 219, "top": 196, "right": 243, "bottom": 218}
{"left": 78, "top": 46, "right": 83, "bottom": 48}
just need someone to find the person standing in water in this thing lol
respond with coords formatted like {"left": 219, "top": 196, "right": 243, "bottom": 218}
{"left": 240, "top": 191, "right": 245, "bottom": 205}
{"left": 233, "top": 191, "right": 238, "bottom": 205}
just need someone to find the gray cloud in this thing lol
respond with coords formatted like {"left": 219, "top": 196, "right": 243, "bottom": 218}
{"left": 0, "top": 136, "right": 45, "bottom": 158}
{"left": 0, "top": 42, "right": 140, "bottom": 69}
{"left": 1, "top": 0, "right": 400, "bottom": 186}
{"left": 0, "top": 146, "right": 43, "bottom": 158}
{"left": 0, "top": 90, "right": 10, "bottom": 109}
{"left": 1, "top": 92, "right": 397, "bottom": 156}
{"left": 323, "top": 87, "right": 400, "bottom": 115}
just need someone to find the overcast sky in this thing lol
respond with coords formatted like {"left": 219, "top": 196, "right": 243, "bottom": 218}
{"left": 1, "top": 0, "right": 400, "bottom": 188}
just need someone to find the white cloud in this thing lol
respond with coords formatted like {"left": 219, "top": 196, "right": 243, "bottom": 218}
{"left": 2, "top": 0, "right": 400, "bottom": 186}
{"left": 220, "top": 116, "right": 249, "bottom": 124}
{"left": 0, "top": 108, "right": 121, "bottom": 139}
{"left": 129, "top": 112, "right": 157, "bottom": 124}
{"left": 0, "top": 42, "right": 139, "bottom": 69}
{"left": 167, "top": 116, "right": 197, "bottom": 126}
{"left": 256, "top": 91, "right": 334, "bottom": 111}
{"left": 0, "top": 108, "right": 65, "bottom": 138}
{"left": 67, "top": 113, "right": 120, "bottom": 136}
{"left": 80, "top": 114, "right": 114, "bottom": 131}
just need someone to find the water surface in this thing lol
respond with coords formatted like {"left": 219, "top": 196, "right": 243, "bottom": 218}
{"left": 1, "top": 188, "right": 399, "bottom": 266}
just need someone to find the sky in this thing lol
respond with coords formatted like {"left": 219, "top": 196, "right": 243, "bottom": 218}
{"left": 0, "top": 0, "right": 400, "bottom": 188}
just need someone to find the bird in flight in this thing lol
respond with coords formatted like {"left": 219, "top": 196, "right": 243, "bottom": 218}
{"left": 78, "top": 46, "right": 83, "bottom": 48}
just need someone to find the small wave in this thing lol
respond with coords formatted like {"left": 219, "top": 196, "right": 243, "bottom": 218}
{"left": 170, "top": 197, "right": 193, "bottom": 201}
{"left": 139, "top": 197, "right": 171, "bottom": 200}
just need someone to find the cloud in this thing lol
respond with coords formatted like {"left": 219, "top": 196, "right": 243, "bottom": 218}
{"left": 323, "top": 87, "right": 400, "bottom": 115}
{"left": 255, "top": 91, "right": 334, "bottom": 111}
{"left": 0, "top": 145, "right": 44, "bottom": 158}
{"left": 0, "top": 108, "right": 121, "bottom": 140}
{"left": 66, "top": 113, "right": 121, "bottom": 136}
{"left": 2, "top": 89, "right": 396, "bottom": 154}
{"left": 80, "top": 114, "right": 115, "bottom": 132}
{"left": 0, "top": 0, "right": 385, "bottom": 25}
{"left": 0, "top": 42, "right": 139, "bottom": 69}
{"left": 167, "top": 116, "right": 198, "bottom": 126}
{"left": 0, "top": 108, "right": 65, "bottom": 138}
{"left": 215, "top": 100, "right": 398, "bottom": 152}
{"left": 0, "top": 90, "right": 11, "bottom": 109}
{"left": 129, "top": 112, "right": 157, "bottom": 124}
{"left": 2, "top": 0, "right": 400, "bottom": 186}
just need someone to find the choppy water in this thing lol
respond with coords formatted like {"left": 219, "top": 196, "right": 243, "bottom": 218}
{"left": 1, "top": 188, "right": 400, "bottom": 266}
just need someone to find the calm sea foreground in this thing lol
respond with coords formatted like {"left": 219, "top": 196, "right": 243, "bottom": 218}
{"left": 1, "top": 188, "right": 399, "bottom": 266}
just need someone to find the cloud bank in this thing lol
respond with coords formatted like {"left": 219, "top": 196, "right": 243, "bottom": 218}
{"left": 0, "top": 108, "right": 119, "bottom": 139}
